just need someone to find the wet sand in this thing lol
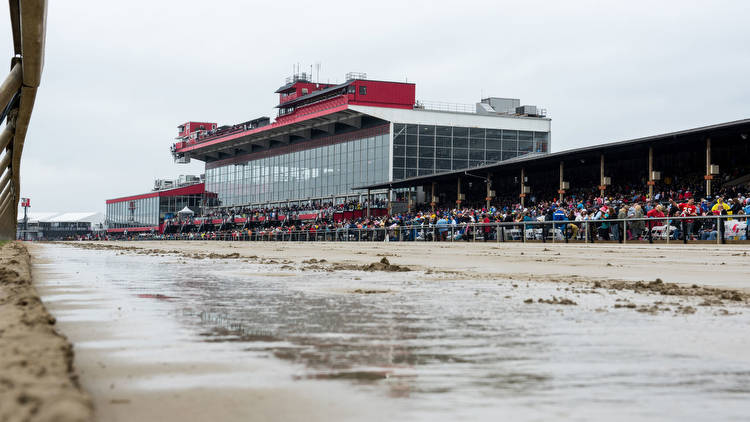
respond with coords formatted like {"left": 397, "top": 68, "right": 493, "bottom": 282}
{"left": 29, "top": 244, "right": 395, "bottom": 422}
{"left": 26, "top": 241, "right": 750, "bottom": 421}
{"left": 78, "top": 240, "right": 750, "bottom": 292}
{"left": 0, "top": 242, "right": 92, "bottom": 422}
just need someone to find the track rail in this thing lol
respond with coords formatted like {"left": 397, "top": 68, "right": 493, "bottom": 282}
{"left": 0, "top": 0, "right": 46, "bottom": 239}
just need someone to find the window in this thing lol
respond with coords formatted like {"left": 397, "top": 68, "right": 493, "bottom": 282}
{"left": 359, "top": 85, "right": 367, "bottom": 95}
{"left": 301, "top": 88, "right": 308, "bottom": 95}
{"left": 347, "top": 85, "right": 355, "bottom": 94}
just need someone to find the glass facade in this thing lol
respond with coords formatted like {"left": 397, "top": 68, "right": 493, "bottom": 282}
{"left": 106, "top": 197, "right": 159, "bottom": 228}
{"left": 206, "top": 132, "right": 390, "bottom": 207}
{"left": 106, "top": 192, "right": 208, "bottom": 229}
{"left": 392, "top": 123, "right": 549, "bottom": 180}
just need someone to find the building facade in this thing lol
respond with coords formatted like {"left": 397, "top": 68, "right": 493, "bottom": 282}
{"left": 171, "top": 73, "right": 551, "bottom": 209}
{"left": 105, "top": 181, "right": 216, "bottom": 233}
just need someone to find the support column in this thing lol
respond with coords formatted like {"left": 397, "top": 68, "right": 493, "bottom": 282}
{"left": 387, "top": 188, "right": 392, "bottom": 216}
{"left": 406, "top": 186, "right": 412, "bottom": 214}
{"left": 430, "top": 182, "right": 436, "bottom": 213}
{"left": 706, "top": 138, "right": 712, "bottom": 197}
{"left": 366, "top": 188, "right": 371, "bottom": 219}
{"left": 648, "top": 146, "right": 654, "bottom": 200}
{"left": 456, "top": 177, "right": 462, "bottom": 208}
{"left": 558, "top": 161, "right": 564, "bottom": 203}
{"left": 486, "top": 173, "right": 492, "bottom": 210}
{"left": 520, "top": 168, "right": 526, "bottom": 208}
{"left": 599, "top": 154, "right": 605, "bottom": 198}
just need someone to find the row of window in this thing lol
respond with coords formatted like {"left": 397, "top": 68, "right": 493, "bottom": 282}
{"left": 206, "top": 134, "right": 390, "bottom": 207}
{"left": 392, "top": 124, "right": 548, "bottom": 179}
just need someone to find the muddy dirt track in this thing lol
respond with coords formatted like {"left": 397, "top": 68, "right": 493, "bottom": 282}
{"left": 0, "top": 242, "right": 92, "bottom": 422}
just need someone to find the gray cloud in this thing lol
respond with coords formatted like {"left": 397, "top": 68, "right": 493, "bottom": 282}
{"left": 2, "top": 0, "right": 748, "bottom": 211}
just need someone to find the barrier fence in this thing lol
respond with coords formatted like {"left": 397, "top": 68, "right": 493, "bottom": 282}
{"left": 0, "top": 0, "right": 47, "bottom": 239}
{"left": 134, "top": 215, "right": 748, "bottom": 245}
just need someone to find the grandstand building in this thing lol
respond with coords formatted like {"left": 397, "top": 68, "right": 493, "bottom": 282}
{"left": 105, "top": 176, "right": 218, "bottom": 234}
{"left": 171, "top": 72, "right": 551, "bottom": 209}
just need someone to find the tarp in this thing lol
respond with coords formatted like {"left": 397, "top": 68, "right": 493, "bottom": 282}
{"left": 178, "top": 206, "right": 194, "bottom": 215}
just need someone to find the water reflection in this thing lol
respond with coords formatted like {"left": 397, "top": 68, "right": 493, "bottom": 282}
{"left": 42, "top": 245, "right": 750, "bottom": 420}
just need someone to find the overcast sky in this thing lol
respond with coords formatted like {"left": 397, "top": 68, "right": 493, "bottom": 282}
{"left": 3, "top": 0, "right": 749, "bottom": 212}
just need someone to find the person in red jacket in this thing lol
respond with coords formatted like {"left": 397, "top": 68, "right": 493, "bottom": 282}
{"left": 646, "top": 204, "right": 665, "bottom": 230}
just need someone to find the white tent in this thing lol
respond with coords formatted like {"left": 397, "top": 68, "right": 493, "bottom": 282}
{"left": 178, "top": 206, "right": 194, "bottom": 215}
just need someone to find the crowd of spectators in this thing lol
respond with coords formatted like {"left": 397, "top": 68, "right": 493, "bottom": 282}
{"left": 139, "top": 183, "right": 750, "bottom": 243}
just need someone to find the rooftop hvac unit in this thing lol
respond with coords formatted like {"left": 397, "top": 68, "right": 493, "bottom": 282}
{"left": 602, "top": 177, "right": 612, "bottom": 186}
{"left": 710, "top": 164, "right": 720, "bottom": 174}
{"left": 651, "top": 171, "right": 661, "bottom": 180}
{"left": 522, "top": 185, "right": 531, "bottom": 194}
{"left": 561, "top": 181, "right": 570, "bottom": 190}
{"left": 515, "top": 105, "right": 538, "bottom": 116}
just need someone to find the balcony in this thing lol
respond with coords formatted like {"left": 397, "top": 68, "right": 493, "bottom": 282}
{"left": 279, "top": 91, "right": 299, "bottom": 104}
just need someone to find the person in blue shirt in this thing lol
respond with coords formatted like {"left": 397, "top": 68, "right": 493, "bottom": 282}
{"left": 553, "top": 206, "right": 567, "bottom": 239}
{"left": 436, "top": 215, "right": 449, "bottom": 241}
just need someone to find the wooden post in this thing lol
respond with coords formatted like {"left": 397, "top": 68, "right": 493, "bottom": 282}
{"left": 520, "top": 168, "right": 525, "bottom": 208}
{"left": 599, "top": 154, "right": 605, "bottom": 198}
{"left": 366, "top": 189, "right": 371, "bottom": 219}
{"left": 486, "top": 173, "right": 492, "bottom": 210}
{"left": 456, "top": 176, "right": 462, "bottom": 208}
{"left": 558, "top": 161, "right": 564, "bottom": 203}
{"left": 706, "top": 138, "right": 712, "bottom": 196}
{"left": 430, "top": 182, "right": 436, "bottom": 213}
{"left": 648, "top": 146, "right": 654, "bottom": 199}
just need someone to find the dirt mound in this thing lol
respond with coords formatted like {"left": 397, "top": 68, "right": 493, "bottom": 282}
{"left": 536, "top": 296, "right": 577, "bottom": 305}
{"left": 0, "top": 242, "right": 93, "bottom": 422}
{"left": 590, "top": 277, "right": 749, "bottom": 304}
{"left": 362, "top": 257, "right": 411, "bottom": 272}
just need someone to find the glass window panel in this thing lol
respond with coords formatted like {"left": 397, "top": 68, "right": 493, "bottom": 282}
{"left": 405, "top": 157, "right": 417, "bottom": 168}
{"left": 453, "top": 138, "right": 468, "bottom": 149}
{"left": 470, "top": 150, "right": 485, "bottom": 160}
{"left": 453, "top": 148, "right": 468, "bottom": 159}
{"left": 487, "top": 150, "right": 503, "bottom": 161}
{"left": 453, "top": 160, "right": 468, "bottom": 170}
{"left": 418, "top": 158, "right": 434, "bottom": 169}
{"left": 436, "top": 159, "right": 452, "bottom": 170}
{"left": 418, "top": 125, "right": 435, "bottom": 136}
{"left": 486, "top": 138, "right": 501, "bottom": 150}
{"left": 435, "top": 136, "right": 451, "bottom": 148}
{"left": 394, "top": 134, "right": 405, "bottom": 145}
{"left": 418, "top": 135, "right": 434, "bottom": 147}
{"left": 435, "top": 126, "right": 452, "bottom": 136}
{"left": 453, "top": 127, "right": 468, "bottom": 137}
{"left": 406, "top": 146, "right": 418, "bottom": 156}
{"left": 419, "top": 147, "right": 434, "bottom": 158}
{"left": 469, "top": 138, "right": 484, "bottom": 149}
{"left": 469, "top": 128, "right": 485, "bottom": 137}
{"left": 406, "top": 124, "right": 418, "bottom": 135}
{"left": 435, "top": 148, "right": 451, "bottom": 158}
{"left": 486, "top": 128, "right": 502, "bottom": 138}
{"left": 393, "top": 167, "right": 405, "bottom": 180}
